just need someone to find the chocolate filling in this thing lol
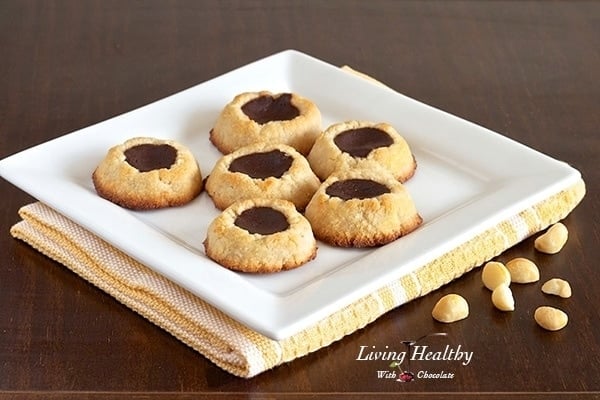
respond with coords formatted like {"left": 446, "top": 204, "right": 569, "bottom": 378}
{"left": 326, "top": 178, "right": 390, "bottom": 200}
{"left": 229, "top": 150, "right": 293, "bottom": 179}
{"left": 124, "top": 143, "right": 177, "bottom": 172}
{"left": 234, "top": 206, "right": 290, "bottom": 235}
{"left": 241, "top": 93, "right": 300, "bottom": 124}
{"left": 334, "top": 127, "right": 394, "bottom": 157}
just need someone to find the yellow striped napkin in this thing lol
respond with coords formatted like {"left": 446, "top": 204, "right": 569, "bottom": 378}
{"left": 10, "top": 178, "right": 585, "bottom": 377}
{"left": 6, "top": 66, "right": 587, "bottom": 377}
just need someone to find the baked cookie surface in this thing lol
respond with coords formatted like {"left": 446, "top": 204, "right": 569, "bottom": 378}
{"left": 210, "top": 91, "right": 321, "bottom": 155}
{"left": 92, "top": 137, "right": 203, "bottom": 210}
{"left": 305, "top": 166, "right": 422, "bottom": 247}
{"left": 205, "top": 143, "right": 320, "bottom": 210}
{"left": 204, "top": 198, "right": 317, "bottom": 273}
{"left": 307, "top": 120, "right": 416, "bottom": 182}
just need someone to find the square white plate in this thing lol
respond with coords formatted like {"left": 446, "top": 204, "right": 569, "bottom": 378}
{"left": 0, "top": 50, "right": 580, "bottom": 339}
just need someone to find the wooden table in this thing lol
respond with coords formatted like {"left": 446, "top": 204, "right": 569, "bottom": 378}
{"left": 1, "top": 1, "right": 598, "bottom": 398}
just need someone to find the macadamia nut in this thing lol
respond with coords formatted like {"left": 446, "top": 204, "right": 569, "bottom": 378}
{"left": 491, "top": 283, "right": 515, "bottom": 311}
{"left": 506, "top": 257, "right": 540, "bottom": 284}
{"left": 534, "top": 222, "right": 568, "bottom": 254}
{"left": 541, "top": 278, "right": 572, "bottom": 298}
{"left": 432, "top": 294, "right": 469, "bottom": 323}
{"left": 481, "top": 261, "right": 511, "bottom": 291}
{"left": 534, "top": 306, "right": 568, "bottom": 331}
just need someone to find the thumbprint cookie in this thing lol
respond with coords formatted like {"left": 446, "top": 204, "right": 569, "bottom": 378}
{"left": 205, "top": 143, "right": 320, "bottom": 210}
{"left": 203, "top": 198, "right": 317, "bottom": 273}
{"left": 92, "top": 137, "right": 203, "bottom": 210}
{"left": 305, "top": 166, "right": 422, "bottom": 247}
{"left": 307, "top": 120, "right": 416, "bottom": 182}
{"left": 210, "top": 91, "right": 321, "bottom": 155}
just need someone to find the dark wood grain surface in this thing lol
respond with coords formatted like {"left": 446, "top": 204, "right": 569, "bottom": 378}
{"left": 1, "top": 1, "right": 598, "bottom": 398}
